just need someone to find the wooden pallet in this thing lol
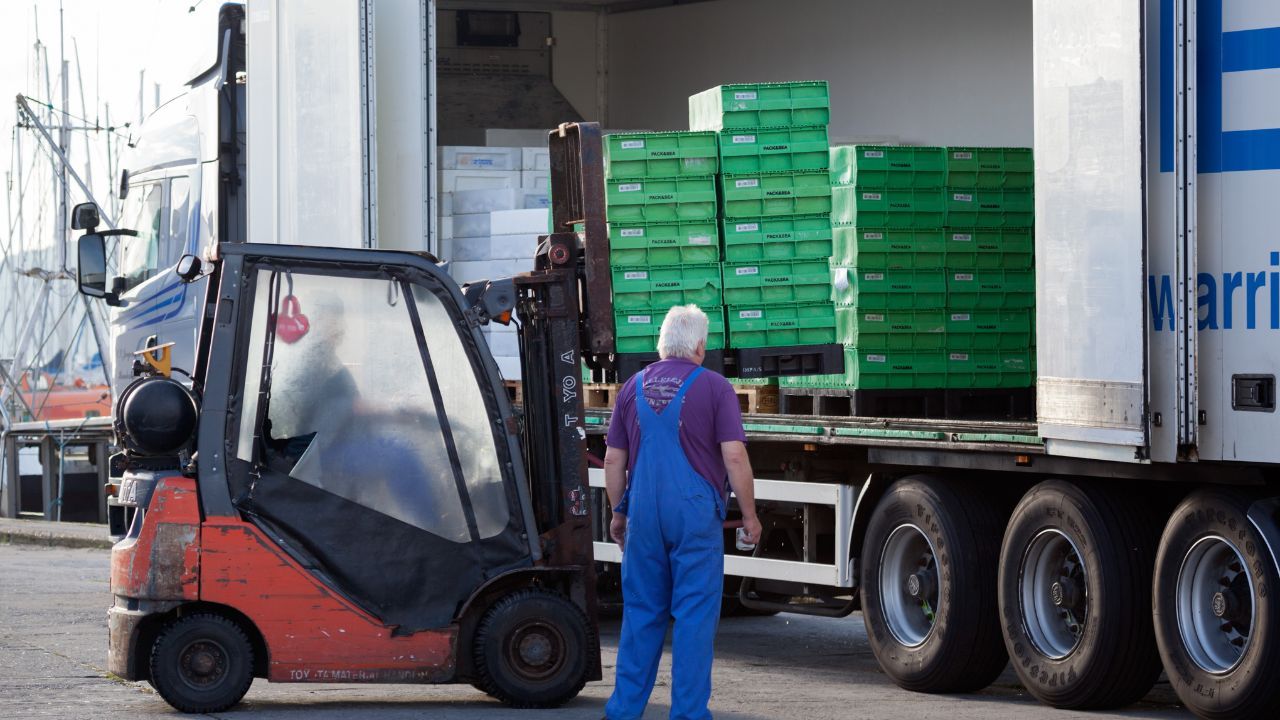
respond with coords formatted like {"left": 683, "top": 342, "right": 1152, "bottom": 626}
{"left": 733, "top": 384, "right": 779, "bottom": 415}
{"left": 778, "top": 386, "right": 1034, "bottom": 421}
{"left": 503, "top": 380, "right": 521, "bottom": 405}
{"left": 584, "top": 383, "right": 622, "bottom": 409}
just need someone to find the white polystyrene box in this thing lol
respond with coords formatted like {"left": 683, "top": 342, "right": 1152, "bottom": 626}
{"left": 523, "top": 147, "right": 550, "bottom": 171}
{"left": 451, "top": 188, "right": 542, "bottom": 215}
{"left": 451, "top": 234, "right": 540, "bottom": 262}
{"left": 490, "top": 208, "right": 549, "bottom": 235}
{"left": 449, "top": 258, "right": 534, "bottom": 284}
{"left": 440, "top": 169, "right": 522, "bottom": 192}
{"left": 521, "top": 170, "right": 550, "bottom": 191}
{"left": 451, "top": 213, "right": 491, "bottom": 239}
{"left": 439, "top": 146, "right": 522, "bottom": 171}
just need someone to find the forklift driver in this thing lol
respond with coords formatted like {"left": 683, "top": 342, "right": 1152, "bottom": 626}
{"left": 603, "top": 304, "right": 762, "bottom": 720}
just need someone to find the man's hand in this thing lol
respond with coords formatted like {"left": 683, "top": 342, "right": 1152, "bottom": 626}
{"left": 740, "top": 514, "right": 763, "bottom": 545}
{"left": 610, "top": 513, "right": 628, "bottom": 549}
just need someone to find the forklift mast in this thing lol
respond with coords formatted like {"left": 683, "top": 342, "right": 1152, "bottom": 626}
{"left": 512, "top": 122, "right": 610, "bottom": 573}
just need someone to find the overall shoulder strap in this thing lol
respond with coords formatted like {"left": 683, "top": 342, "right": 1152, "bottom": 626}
{"left": 664, "top": 366, "right": 705, "bottom": 418}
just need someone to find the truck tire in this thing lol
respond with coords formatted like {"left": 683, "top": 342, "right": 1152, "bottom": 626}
{"left": 473, "top": 589, "right": 595, "bottom": 708}
{"left": 148, "top": 613, "right": 254, "bottom": 714}
{"left": 1153, "top": 490, "right": 1280, "bottom": 720}
{"left": 997, "top": 480, "right": 1161, "bottom": 708}
{"left": 859, "top": 475, "right": 1007, "bottom": 692}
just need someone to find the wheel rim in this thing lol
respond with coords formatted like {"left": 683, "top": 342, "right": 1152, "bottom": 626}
{"left": 1176, "top": 535, "right": 1255, "bottom": 674}
{"left": 879, "top": 523, "right": 940, "bottom": 648}
{"left": 504, "top": 619, "right": 567, "bottom": 682}
{"left": 1019, "top": 529, "right": 1088, "bottom": 659}
{"left": 177, "top": 638, "right": 229, "bottom": 692}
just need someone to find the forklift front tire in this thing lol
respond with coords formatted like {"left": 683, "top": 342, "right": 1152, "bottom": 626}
{"left": 148, "top": 613, "right": 255, "bottom": 714}
{"left": 473, "top": 589, "right": 594, "bottom": 708}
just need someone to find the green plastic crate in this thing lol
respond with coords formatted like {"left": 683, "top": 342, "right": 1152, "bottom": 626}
{"left": 943, "top": 228, "right": 1034, "bottom": 270}
{"left": 945, "top": 189, "right": 1035, "bottom": 228}
{"left": 615, "top": 307, "right": 725, "bottom": 353}
{"left": 723, "top": 215, "right": 833, "bottom": 261}
{"left": 831, "top": 186, "right": 946, "bottom": 228}
{"left": 945, "top": 350, "right": 1034, "bottom": 388}
{"left": 836, "top": 307, "right": 946, "bottom": 350}
{"left": 689, "top": 81, "right": 831, "bottom": 131}
{"left": 945, "top": 310, "right": 1033, "bottom": 350}
{"left": 946, "top": 270, "right": 1035, "bottom": 309}
{"left": 611, "top": 264, "right": 722, "bottom": 310}
{"left": 727, "top": 302, "right": 836, "bottom": 348}
{"left": 782, "top": 347, "right": 948, "bottom": 390}
{"left": 605, "top": 177, "right": 717, "bottom": 223}
{"left": 721, "top": 170, "right": 833, "bottom": 218}
{"left": 946, "top": 147, "right": 1034, "bottom": 189}
{"left": 830, "top": 145, "right": 946, "bottom": 188}
{"left": 608, "top": 220, "right": 720, "bottom": 265}
{"left": 723, "top": 258, "right": 832, "bottom": 304}
{"left": 719, "top": 127, "right": 830, "bottom": 174}
{"left": 605, "top": 131, "right": 719, "bottom": 179}
{"left": 832, "top": 225, "right": 945, "bottom": 269}
{"left": 831, "top": 266, "right": 947, "bottom": 309}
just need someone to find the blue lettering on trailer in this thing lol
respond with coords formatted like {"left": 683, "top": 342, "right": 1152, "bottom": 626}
{"left": 1161, "top": 0, "right": 1280, "bottom": 173}
{"left": 1150, "top": 252, "right": 1280, "bottom": 331}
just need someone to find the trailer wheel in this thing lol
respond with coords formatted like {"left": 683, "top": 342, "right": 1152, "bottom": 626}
{"left": 859, "top": 476, "right": 1007, "bottom": 692}
{"left": 473, "top": 589, "right": 595, "bottom": 708}
{"left": 1154, "top": 490, "right": 1280, "bottom": 720}
{"left": 148, "top": 613, "right": 254, "bottom": 714}
{"left": 998, "top": 480, "right": 1161, "bottom": 708}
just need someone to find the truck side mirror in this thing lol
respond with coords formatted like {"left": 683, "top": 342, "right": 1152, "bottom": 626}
{"left": 78, "top": 233, "right": 119, "bottom": 305}
{"left": 70, "top": 202, "right": 100, "bottom": 231}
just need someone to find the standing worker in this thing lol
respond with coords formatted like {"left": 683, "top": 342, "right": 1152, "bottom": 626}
{"left": 603, "top": 304, "right": 762, "bottom": 720}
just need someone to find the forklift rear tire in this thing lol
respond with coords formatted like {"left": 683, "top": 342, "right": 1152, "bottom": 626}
{"left": 473, "top": 589, "right": 594, "bottom": 708}
{"left": 148, "top": 613, "right": 254, "bottom": 714}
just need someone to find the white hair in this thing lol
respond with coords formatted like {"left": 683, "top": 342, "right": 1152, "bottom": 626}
{"left": 657, "top": 304, "right": 709, "bottom": 360}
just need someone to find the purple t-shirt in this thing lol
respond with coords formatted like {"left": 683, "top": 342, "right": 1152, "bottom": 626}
{"left": 605, "top": 358, "right": 747, "bottom": 498}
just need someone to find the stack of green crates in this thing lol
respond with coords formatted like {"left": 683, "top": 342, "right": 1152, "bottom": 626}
{"left": 689, "top": 81, "right": 837, "bottom": 350}
{"left": 604, "top": 131, "right": 724, "bottom": 353}
{"left": 784, "top": 145, "right": 1036, "bottom": 391}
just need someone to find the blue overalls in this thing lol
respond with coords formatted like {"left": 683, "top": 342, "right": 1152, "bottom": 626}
{"left": 606, "top": 366, "right": 726, "bottom": 720}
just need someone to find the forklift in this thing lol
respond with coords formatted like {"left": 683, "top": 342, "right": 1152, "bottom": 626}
{"left": 74, "top": 123, "right": 613, "bottom": 713}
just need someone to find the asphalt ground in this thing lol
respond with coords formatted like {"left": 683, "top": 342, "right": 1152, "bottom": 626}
{"left": 0, "top": 540, "right": 1192, "bottom": 719}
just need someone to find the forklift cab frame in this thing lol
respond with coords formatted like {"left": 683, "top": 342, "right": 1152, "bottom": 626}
{"left": 101, "top": 123, "right": 608, "bottom": 714}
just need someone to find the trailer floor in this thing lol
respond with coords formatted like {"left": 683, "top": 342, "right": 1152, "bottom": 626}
{"left": 0, "top": 543, "right": 1189, "bottom": 719}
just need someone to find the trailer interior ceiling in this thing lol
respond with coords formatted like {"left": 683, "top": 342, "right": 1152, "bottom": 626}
{"left": 437, "top": 0, "right": 1032, "bottom": 147}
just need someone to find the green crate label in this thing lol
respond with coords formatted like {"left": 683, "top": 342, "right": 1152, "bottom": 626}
{"left": 768, "top": 320, "right": 798, "bottom": 328}
{"left": 890, "top": 243, "right": 912, "bottom": 250}
{"left": 980, "top": 202, "right": 1001, "bottom": 209}
{"left": 620, "top": 140, "right": 645, "bottom": 149}
{"left": 954, "top": 273, "right": 974, "bottom": 281}
{"left": 862, "top": 192, "right": 882, "bottom": 201}
{"left": 689, "top": 234, "right": 713, "bottom": 245}
{"left": 951, "top": 313, "right": 971, "bottom": 321}
{"left": 732, "top": 135, "right": 756, "bottom": 144}
{"left": 735, "top": 178, "right": 760, "bottom": 188}
{"left": 735, "top": 266, "right": 760, "bottom": 276}
{"left": 654, "top": 281, "right": 680, "bottom": 288}
{"left": 953, "top": 151, "right": 973, "bottom": 160}
{"left": 627, "top": 315, "right": 652, "bottom": 324}
{"left": 619, "top": 183, "right": 642, "bottom": 193}
{"left": 765, "top": 232, "right": 794, "bottom": 240}
{"left": 977, "top": 323, "right": 999, "bottom": 330}
{"left": 864, "top": 272, "right": 885, "bottom": 281}
{"left": 950, "top": 353, "right": 970, "bottom": 361}
{"left": 980, "top": 162, "right": 1001, "bottom": 170}
{"left": 889, "top": 162, "right": 911, "bottom": 169}
{"left": 889, "top": 201, "right": 911, "bottom": 209}
{"left": 864, "top": 149, "right": 885, "bottom": 158}
{"left": 863, "top": 232, "right": 884, "bottom": 240}
{"left": 653, "top": 238, "right": 677, "bottom": 245}
{"left": 766, "top": 189, "right": 795, "bottom": 197}
{"left": 734, "top": 91, "right": 758, "bottom": 100}
{"left": 953, "top": 192, "right": 974, "bottom": 202}
{"left": 864, "top": 313, "right": 885, "bottom": 322}
{"left": 866, "top": 354, "right": 887, "bottom": 363}
{"left": 624, "top": 271, "right": 648, "bottom": 280}
{"left": 650, "top": 193, "right": 675, "bottom": 200}
{"left": 763, "top": 144, "right": 790, "bottom": 151}
{"left": 652, "top": 151, "right": 676, "bottom": 157}
{"left": 735, "top": 222, "right": 760, "bottom": 232}
{"left": 738, "top": 310, "right": 763, "bottom": 319}
{"left": 619, "top": 228, "right": 644, "bottom": 237}
{"left": 764, "top": 275, "right": 791, "bottom": 283}
{"left": 978, "top": 243, "right": 1000, "bottom": 250}
{"left": 951, "top": 233, "right": 972, "bottom": 242}
{"left": 890, "top": 323, "right": 913, "bottom": 330}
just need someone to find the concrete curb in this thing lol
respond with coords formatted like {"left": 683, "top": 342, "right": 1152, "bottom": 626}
{"left": 0, "top": 527, "right": 113, "bottom": 551}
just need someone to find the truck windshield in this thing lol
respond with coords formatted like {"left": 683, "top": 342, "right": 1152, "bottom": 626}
{"left": 118, "top": 183, "right": 164, "bottom": 291}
